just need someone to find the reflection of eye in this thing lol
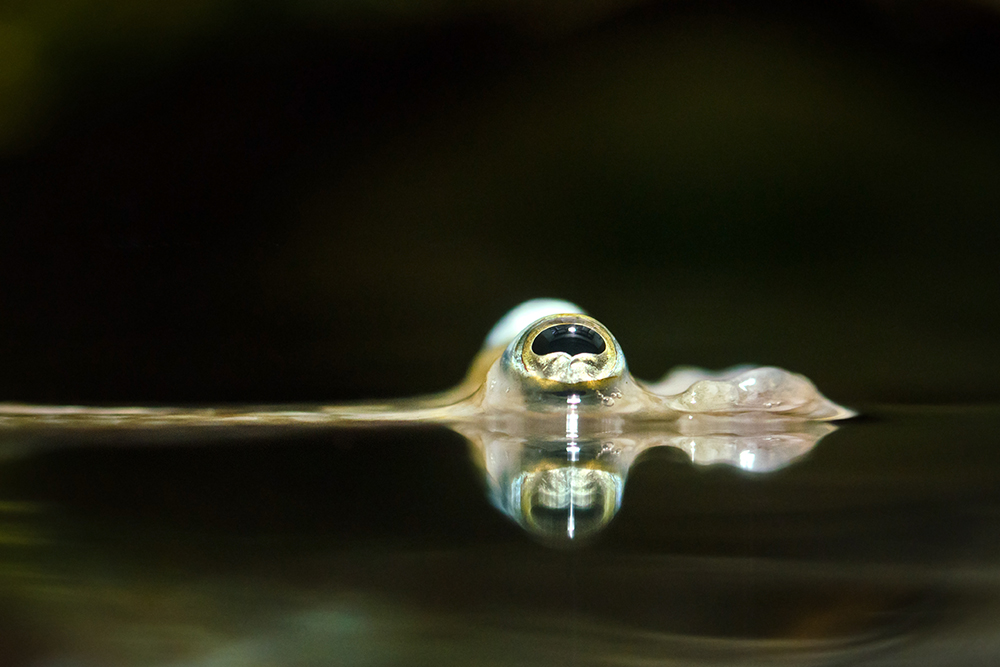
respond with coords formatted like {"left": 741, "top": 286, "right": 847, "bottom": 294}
{"left": 531, "top": 324, "right": 606, "bottom": 357}
{"left": 518, "top": 467, "right": 622, "bottom": 541}
{"left": 533, "top": 468, "right": 605, "bottom": 508}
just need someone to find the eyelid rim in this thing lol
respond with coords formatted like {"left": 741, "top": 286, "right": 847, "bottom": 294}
{"left": 510, "top": 314, "right": 626, "bottom": 389}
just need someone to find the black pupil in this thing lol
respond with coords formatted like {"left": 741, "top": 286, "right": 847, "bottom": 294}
{"left": 531, "top": 324, "right": 607, "bottom": 356}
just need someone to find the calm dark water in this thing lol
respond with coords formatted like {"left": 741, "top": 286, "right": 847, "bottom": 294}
{"left": 1, "top": 406, "right": 999, "bottom": 666}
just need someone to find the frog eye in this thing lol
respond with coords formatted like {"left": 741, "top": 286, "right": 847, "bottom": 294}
{"left": 530, "top": 324, "right": 607, "bottom": 357}
{"left": 512, "top": 314, "right": 625, "bottom": 389}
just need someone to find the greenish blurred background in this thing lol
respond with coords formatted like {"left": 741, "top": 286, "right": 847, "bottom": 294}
{"left": 0, "top": 0, "right": 998, "bottom": 406}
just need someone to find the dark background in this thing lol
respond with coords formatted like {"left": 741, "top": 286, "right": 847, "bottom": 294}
{"left": 1, "top": 0, "right": 998, "bottom": 408}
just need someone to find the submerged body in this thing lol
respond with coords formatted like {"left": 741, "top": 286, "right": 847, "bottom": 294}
{"left": 0, "top": 299, "right": 854, "bottom": 541}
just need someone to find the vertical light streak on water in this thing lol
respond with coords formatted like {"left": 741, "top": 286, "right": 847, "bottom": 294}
{"left": 566, "top": 393, "right": 581, "bottom": 539}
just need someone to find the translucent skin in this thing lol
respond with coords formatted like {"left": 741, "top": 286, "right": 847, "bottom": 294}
{"left": 0, "top": 298, "right": 853, "bottom": 432}
{"left": 478, "top": 302, "right": 853, "bottom": 422}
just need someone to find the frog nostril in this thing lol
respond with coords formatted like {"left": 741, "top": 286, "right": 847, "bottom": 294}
{"left": 531, "top": 324, "right": 607, "bottom": 357}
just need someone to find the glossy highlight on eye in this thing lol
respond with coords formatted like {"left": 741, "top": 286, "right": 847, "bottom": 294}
{"left": 530, "top": 324, "right": 607, "bottom": 357}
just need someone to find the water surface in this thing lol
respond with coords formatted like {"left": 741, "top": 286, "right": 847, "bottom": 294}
{"left": 1, "top": 406, "right": 999, "bottom": 665}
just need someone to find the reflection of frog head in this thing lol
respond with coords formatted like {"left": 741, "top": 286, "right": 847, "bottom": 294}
{"left": 516, "top": 463, "right": 623, "bottom": 542}
{"left": 477, "top": 437, "right": 631, "bottom": 545}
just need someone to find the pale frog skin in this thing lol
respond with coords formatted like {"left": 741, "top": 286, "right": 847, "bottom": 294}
{"left": 0, "top": 298, "right": 853, "bottom": 434}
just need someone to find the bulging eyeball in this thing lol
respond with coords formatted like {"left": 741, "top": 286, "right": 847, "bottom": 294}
{"left": 480, "top": 306, "right": 636, "bottom": 412}
{"left": 510, "top": 314, "right": 626, "bottom": 390}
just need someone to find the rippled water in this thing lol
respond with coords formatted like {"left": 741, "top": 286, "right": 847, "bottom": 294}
{"left": 1, "top": 405, "right": 999, "bottom": 665}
